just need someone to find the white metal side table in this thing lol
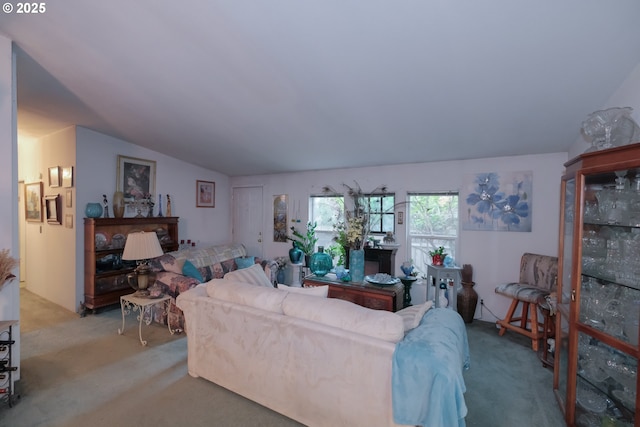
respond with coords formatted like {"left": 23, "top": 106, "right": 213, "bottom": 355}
{"left": 118, "top": 293, "right": 173, "bottom": 346}
{"left": 425, "top": 264, "right": 462, "bottom": 310}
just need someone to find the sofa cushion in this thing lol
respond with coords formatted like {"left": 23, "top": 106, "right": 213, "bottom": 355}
{"left": 206, "top": 279, "right": 286, "bottom": 314}
{"left": 188, "top": 244, "right": 247, "bottom": 269}
{"left": 495, "top": 282, "right": 550, "bottom": 305}
{"left": 224, "top": 263, "right": 273, "bottom": 288}
{"left": 155, "top": 272, "right": 201, "bottom": 297}
{"left": 396, "top": 301, "right": 433, "bottom": 332}
{"left": 182, "top": 260, "right": 204, "bottom": 282}
{"left": 235, "top": 256, "right": 255, "bottom": 269}
{"left": 282, "top": 293, "right": 405, "bottom": 343}
{"left": 277, "top": 284, "right": 328, "bottom": 297}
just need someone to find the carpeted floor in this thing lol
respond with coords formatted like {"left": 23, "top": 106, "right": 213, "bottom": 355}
{"left": 1, "top": 289, "right": 566, "bottom": 427}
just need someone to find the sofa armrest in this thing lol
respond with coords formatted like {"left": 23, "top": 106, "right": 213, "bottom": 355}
{"left": 257, "top": 259, "right": 278, "bottom": 285}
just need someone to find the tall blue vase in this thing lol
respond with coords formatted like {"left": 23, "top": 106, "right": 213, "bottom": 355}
{"left": 349, "top": 249, "right": 365, "bottom": 283}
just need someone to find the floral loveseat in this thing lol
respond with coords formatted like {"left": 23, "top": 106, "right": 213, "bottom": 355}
{"left": 147, "top": 242, "right": 278, "bottom": 331}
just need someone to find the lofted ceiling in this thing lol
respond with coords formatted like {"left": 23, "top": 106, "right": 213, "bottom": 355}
{"left": 2, "top": 1, "right": 640, "bottom": 176}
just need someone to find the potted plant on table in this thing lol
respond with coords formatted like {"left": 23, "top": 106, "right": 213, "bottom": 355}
{"left": 288, "top": 222, "right": 318, "bottom": 266}
{"left": 429, "top": 246, "right": 447, "bottom": 266}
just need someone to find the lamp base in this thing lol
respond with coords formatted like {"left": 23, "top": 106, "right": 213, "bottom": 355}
{"left": 135, "top": 289, "right": 151, "bottom": 297}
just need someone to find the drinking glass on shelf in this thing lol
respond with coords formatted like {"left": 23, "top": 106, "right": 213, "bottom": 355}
{"left": 584, "top": 200, "right": 600, "bottom": 222}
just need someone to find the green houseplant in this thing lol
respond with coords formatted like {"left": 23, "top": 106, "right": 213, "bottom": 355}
{"left": 288, "top": 222, "right": 318, "bottom": 256}
{"left": 429, "top": 246, "right": 447, "bottom": 266}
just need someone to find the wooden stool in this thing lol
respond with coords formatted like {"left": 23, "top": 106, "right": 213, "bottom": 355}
{"left": 495, "top": 295, "right": 547, "bottom": 352}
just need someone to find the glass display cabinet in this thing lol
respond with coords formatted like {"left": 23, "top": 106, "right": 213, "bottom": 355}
{"left": 555, "top": 143, "right": 640, "bottom": 427}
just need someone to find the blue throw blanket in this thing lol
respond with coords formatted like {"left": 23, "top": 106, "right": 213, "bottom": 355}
{"left": 392, "top": 308, "right": 470, "bottom": 427}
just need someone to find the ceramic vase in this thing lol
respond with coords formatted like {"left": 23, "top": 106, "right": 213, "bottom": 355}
{"left": 112, "top": 191, "right": 125, "bottom": 218}
{"left": 85, "top": 202, "right": 103, "bottom": 218}
{"left": 288, "top": 242, "right": 303, "bottom": 264}
{"left": 349, "top": 249, "right": 365, "bottom": 283}
{"left": 310, "top": 246, "right": 333, "bottom": 277}
{"left": 400, "top": 261, "right": 414, "bottom": 278}
{"left": 457, "top": 281, "right": 478, "bottom": 323}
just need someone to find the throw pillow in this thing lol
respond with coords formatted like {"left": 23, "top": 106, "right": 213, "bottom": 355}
{"left": 224, "top": 263, "right": 273, "bottom": 288}
{"left": 159, "top": 255, "right": 186, "bottom": 275}
{"left": 277, "top": 284, "right": 328, "bottom": 298}
{"left": 396, "top": 301, "right": 433, "bottom": 332}
{"left": 182, "top": 260, "right": 204, "bottom": 282}
{"left": 235, "top": 256, "right": 255, "bottom": 269}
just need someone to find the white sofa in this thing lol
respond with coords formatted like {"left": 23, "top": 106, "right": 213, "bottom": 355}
{"left": 177, "top": 274, "right": 469, "bottom": 427}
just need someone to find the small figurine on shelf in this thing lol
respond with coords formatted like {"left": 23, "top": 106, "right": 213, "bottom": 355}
{"left": 102, "top": 194, "right": 110, "bottom": 218}
{"left": 166, "top": 194, "right": 172, "bottom": 217}
{"left": 437, "top": 281, "right": 449, "bottom": 308}
{"left": 157, "top": 194, "right": 163, "bottom": 217}
{"left": 145, "top": 194, "right": 154, "bottom": 218}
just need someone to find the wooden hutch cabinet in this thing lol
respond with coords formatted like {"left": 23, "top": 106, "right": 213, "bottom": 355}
{"left": 84, "top": 217, "right": 179, "bottom": 311}
{"left": 555, "top": 143, "right": 639, "bottom": 426}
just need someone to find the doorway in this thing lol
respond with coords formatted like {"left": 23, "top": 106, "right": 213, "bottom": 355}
{"left": 232, "top": 186, "right": 264, "bottom": 258}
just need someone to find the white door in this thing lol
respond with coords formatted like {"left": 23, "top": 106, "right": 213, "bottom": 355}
{"left": 232, "top": 186, "right": 264, "bottom": 258}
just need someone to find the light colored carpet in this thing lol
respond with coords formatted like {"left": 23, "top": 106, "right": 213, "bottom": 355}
{"left": 1, "top": 289, "right": 566, "bottom": 427}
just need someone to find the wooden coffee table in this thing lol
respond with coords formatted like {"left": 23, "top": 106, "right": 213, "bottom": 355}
{"left": 303, "top": 274, "right": 403, "bottom": 312}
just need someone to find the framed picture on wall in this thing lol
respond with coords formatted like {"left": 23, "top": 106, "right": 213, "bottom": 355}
{"left": 116, "top": 155, "right": 156, "bottom": 201}
{"left": 62, "top": 166, "right": 73, "bottom": 187}
{"left": 196, "top": 180, "right": 215, "bottom": 208}
{"left": 65, "top": 214, "right": 73, "bottom": 229}
{"left": 65, "top": 189, "right": 73, "bottom": 208}
{"left": 45, "top": 194, "right": 61, "bottom": 224}
{"left": 273, "top": 194, "right": 288, "bottom": 242}
{"left": 48, "top": 166, "right": 60, "bottom": 187}
{"left": 25, "top": 182, "right": 43, "bottom": 222}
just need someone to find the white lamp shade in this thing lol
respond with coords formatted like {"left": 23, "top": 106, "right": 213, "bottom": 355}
{"left": 122, "top": 231, "right": 163, "bottom": 261}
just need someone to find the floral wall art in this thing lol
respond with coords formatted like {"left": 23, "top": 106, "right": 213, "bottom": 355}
{"left": 462, "top": 171, "right": 532, "bottom": 232}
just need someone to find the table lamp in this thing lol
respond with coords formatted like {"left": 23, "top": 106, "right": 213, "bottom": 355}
{"left": 122, "top": 231, "right": 163, "bottom": 296}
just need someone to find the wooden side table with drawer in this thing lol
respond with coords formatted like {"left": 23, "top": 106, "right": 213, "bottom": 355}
{"left": 303, "top": 274, "right": 403, "bottom": 312}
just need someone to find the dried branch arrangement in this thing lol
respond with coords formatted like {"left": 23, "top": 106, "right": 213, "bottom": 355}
{"left": 0, "top": 249, "right": 19, "bottom": 289}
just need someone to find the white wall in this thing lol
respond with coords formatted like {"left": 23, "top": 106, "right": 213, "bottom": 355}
{"left": 0, "top": 34, "right": 20, "bottom": 381}
{"left": 231, "top": 152, "right": 567, "bottom": 321}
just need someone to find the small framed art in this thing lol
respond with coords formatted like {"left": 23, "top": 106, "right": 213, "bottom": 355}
{"left": 48, "top": 166, "right": 60, "bottom": 187}
{"left": 65, "top": 214, "right": 73, "bottom": 229}
{"left": 45, "top": 194, "right": 61, "bottom": 224}
{"left": 65, "top": 189, "right": 73, "bottom": 208}
{"left": 196, "top": 180, "right": 215, "bottom": 208}
{"left": 25, "top": 182, "right": 43, "bottom": 222}
{"left": 62, "top": 166, "right": 73, "bottom": 187}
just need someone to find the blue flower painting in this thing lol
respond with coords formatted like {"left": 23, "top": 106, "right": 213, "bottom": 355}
{"left": 462, "top": 171, "right": 532, "bottom": 232}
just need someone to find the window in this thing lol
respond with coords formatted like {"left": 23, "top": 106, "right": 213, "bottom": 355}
{"left": 408, "top": 192, "right": 459, "bottom": 271}
{"left": 309, "top": 195, "right": 344, "bottom": 251}
{"left": 365, "top": 194, "right": 396, "bottom": 235}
